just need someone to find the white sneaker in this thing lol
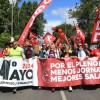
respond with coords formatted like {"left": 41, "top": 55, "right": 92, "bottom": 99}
{"left": 13, "top": 88, "right": 17, "bottom": 94}
{"left": 38, "top": 87, "right": 41, "bottom": 89}
{"left": 68, "top": 86, "right": 73, "bottom": 92}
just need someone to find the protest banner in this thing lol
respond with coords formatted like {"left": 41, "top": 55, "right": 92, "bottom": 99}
{"left": 39, "top": 57, "right": 100, "bottom": 87}
{"left": 0, "top": 57, "right": 100, "bottom": 87}
{"left": 0, "top": 58, "right": 38, "bottom": 87}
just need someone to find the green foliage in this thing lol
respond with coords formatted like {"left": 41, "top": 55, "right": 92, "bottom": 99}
{"left": 14, "top": 34, "right": 20, "bottom": 41}
{"left": 0, "top": 0, "right": 10, "bottom": 33}
{"left": 53, "top": 23, "right": 75, "bottom": 39}
{"left": 0, "top": 0, "right": 46, "bottom": 47}
{"left": 0, "top": 32, "right": 10, "bottom": 48}
{"left": 32, "top": 13, "right": 46, "bottom": 36}
{"left": 18, "top": 1, "right": 46, "bottom": 36}
{"left": 68, "top": 0, "right": 100, "bottom": 44}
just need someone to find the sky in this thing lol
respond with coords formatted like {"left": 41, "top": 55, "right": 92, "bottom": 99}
{"left": 9, "top": 0, "right": 80, "bottom": 33}
{"left": 43, "top": 0, "right": 80, "bottom": 33}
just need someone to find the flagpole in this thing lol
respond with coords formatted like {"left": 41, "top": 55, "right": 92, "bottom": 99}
{"left": 65, "top": 18, "right": 66, "bottom": 34}
{"left": 18, "top": 8, "right": 21, "bottom": 30}
{"left": 11, "top": 0, "right": 13, "bottom": 37}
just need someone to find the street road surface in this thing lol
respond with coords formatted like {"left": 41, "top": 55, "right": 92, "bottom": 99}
{"left": 0, "top": 86, "right": 100, "bottom": 100}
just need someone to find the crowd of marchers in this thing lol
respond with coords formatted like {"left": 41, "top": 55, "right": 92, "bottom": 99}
{"left": 1, "top": 41, "right": 100, "bottom": 59}
{"left": 0, "top": 41, "right": 99, "bottom": 93}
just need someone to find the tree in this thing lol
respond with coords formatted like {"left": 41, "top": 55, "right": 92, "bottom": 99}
{"left": 6, "top": 1, "right": 46, "bottom": 37}
{"left": 53, "top": 23, "right": 75, "bottom": 39}
{"left": 32, "top": 13, "right": 46, "bottom": 36}
{"left": 17, "top": 1, "right": 46, "bottom": 37}
{"left": 0, "top": 0, "right": 11, "bottom": 34}
{"left": 0, "top": 0, "right": 46, "bottom": 47}
{"left": 68, "top": 0, "right": 100, "bottom": 44}
{"left": 0, "top": 32, "right": 11, "bottom": 48}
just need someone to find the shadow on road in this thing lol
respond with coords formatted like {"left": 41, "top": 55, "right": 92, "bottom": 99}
{"left": 0, "top": 85, "right": 99, "bottom": 93}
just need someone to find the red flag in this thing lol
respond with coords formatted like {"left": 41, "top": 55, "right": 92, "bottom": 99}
{"left": 24, "top": 39, "right": 32, "bottom": 46}
{"left": 70, "top": 35, "right": 80, "bottom": 45}
{"left": 18, "top": 0, "right": 53, "bottom": 44}
{"left": 91, "top": 6, "right": 100, "bottom": 43}
{"left": 74, "top": 22, "right": 85, "bottom": 44}
{"left": 29, "top": 32, "right": 37, "bottom": 39}
{"left": 43, "top": 32, "right": 56, "bottom": 45}
{"left": 31, "top": 39, "right": 39, "bottom": 46}
{"left": 55, "top": 38, "right": 61, "bottom": 46}
{"left": 57, "top": 28, "right": 69, "bottom": 45}
{"left": 59, "top": 32, "right": 69, "bottom": 45}
{"left": 64, "top": 34, "right": 70, "bottom": 45}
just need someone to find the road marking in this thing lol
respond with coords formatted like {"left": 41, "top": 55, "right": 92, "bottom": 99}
{"left": 60, "top": 90, "right": 67, "bottom": 100}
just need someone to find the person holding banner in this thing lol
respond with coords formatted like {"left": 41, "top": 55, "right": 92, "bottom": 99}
{"left": 71, "top": 43, "right": 89, "bottom": 90}
{"left": 46, "top": 43, "right": 60, "bottom": 92}
{"left": 33, "top": 45, "right": 44, "bottom": 58}
{"left": 90, "top": 44, "right": 100, "bottom": 57}
{"left": 61, "top": 45, "right": 73, "bottom": 92}
{"left": 60, "top": 44, "right": 67, "bottom": 58}
{"left": 32, "top": 45, "right": 45, "bottom": 89}
{"left": 72, "top": 43, "right": 89, "bottom": 57}
{"left": 46, "top": 43, "right": 60, "bottom": 59}
{"left": 25, "top": 45, "right": 33, "bottom": 59}
{"left": 84, "top": 43, "right": 91, "bottom": 55}
{"left": 41, "top": 43, "right": 48, "bottom": 58}
{"left": 8, "top": 41, "right": 26, "bottom": 59}
{"left": 8, "top": 41, "right": 26, "bottom": 94}
{"left": 3, "top": 43, "right": 10, "bottom": 56}
{"left": 0, "top": 51, "right": 3, "bottom": 57}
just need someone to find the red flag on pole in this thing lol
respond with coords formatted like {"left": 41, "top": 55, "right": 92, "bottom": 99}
{"left": 29, "top": 32, "right": 37, "bottom": 39}
{"left": 31, "top": 39, "right": 39, "bottom": 46}
{"left": 59, "top": 32, "right": 69, "bottom": 45}
{"left": 18, "top": 0, "right": 53, "bottom": 44}
{"left": 91, "top": 6, "right": 100, "bottom": 43}
{"left": 55, "top": 38, "right": 61, "bottom": 46}
{"left": 43, "top": 32, "right": 56, "bottom": 45}
{"left": 73, "top": 22, "right": 85, "bottom": 44}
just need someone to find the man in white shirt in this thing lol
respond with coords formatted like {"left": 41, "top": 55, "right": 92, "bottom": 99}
{"left": 78, "top": 43, "right": 87, "bottom": 57}
{"left": 72, "top": 43, "right": 89, "bottom": 57}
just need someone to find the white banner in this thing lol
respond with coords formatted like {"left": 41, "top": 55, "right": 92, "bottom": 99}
{"left": 0, "top": 58, "right": 38, "bottom": 87}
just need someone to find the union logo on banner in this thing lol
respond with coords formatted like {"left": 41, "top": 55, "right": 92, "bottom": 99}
{"left": 91, "top": 6, "right": 100, "bottom": 43}
{"left": 43, "top": 32, "right": 56, "bottom": 45}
